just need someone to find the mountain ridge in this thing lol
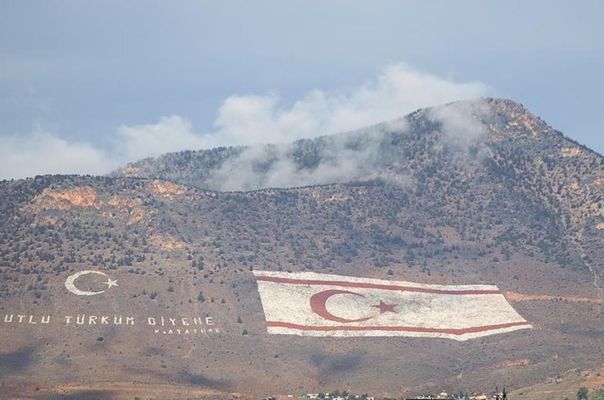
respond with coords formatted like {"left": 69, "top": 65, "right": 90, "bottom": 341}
{"left": 111, "top": 98, "right": 597, "bottom": 192}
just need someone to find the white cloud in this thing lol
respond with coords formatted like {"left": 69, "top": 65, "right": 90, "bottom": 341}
{"left": 114, "top": 115, "right": 209, "bottom": 161}
{"left": 210, "top": 126, "right": 391, "bottom": 191}
{"left": 212, "top": 63, "right": 489, "bottom": 146}
{"left": 0, "top": 63, "right": 491, "bottom": 180}
{"left": 0, "top": 130, "right": 115, "bottom": 179}
{"left": 429, "top": 99, "right": 492, "bottom": 145}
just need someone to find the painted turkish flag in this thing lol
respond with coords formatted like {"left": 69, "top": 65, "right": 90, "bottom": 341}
{"left": 253, "top": 271, "right": 531, "bottom": 341}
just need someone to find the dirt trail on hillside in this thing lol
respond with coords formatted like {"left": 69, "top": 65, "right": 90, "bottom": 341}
{"left": 505, "top": 291, "right": 603, "bottom": 304}
{"left": 5, "top": 382, "right": 233, "bottom": 400}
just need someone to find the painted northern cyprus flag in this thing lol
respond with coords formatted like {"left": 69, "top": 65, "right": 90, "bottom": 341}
{"left": 253, "top": 271, "right": 531, "bottom": 341}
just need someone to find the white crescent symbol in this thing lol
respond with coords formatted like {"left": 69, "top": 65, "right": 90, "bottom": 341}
{"left": 65, "top": 270, "right": 117, "bottom": 296}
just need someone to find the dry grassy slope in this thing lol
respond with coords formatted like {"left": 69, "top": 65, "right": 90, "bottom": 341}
{"left": 509, "top": 362, "right": 604, "bottom": 400}
{"left": 0, "top": 99, "right": 603, "bottom": 398}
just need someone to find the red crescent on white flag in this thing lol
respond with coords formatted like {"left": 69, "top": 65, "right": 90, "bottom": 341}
{"left": 309, "top": 289, "right": 373, "bottom": 323}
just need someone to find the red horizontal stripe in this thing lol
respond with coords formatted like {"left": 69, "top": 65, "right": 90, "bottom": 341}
{"left": 255, "top": 275, "right": 501, "bottom": 295}
{"left": 266, "top": 321, "right": 531, "bottom": 335}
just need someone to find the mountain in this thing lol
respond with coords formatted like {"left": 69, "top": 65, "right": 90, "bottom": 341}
{"left": 1, "top": 98, "right": 603, "bottom": 399}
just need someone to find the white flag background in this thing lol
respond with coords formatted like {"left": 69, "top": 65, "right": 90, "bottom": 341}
{"left": 253, "top": 271, "right": 531, "bottom": 341}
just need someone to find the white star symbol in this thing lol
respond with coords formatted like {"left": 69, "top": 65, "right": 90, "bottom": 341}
{"left": 103, "top": 278, "right": 119, "bottom": 289}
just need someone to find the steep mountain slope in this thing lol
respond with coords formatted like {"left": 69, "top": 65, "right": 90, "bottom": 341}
{"left": 1, "top": 98, "right": 603, "bottom": 398}
{"left": 115, "top": 98, "right": 604, "bottom": 305}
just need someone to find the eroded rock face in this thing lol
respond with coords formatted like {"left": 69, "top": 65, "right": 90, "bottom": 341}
{"left": 150, "top": 180, "right": 186, "bottom": 198}
{"left": 106, "top": 195, "right": 146, "bottom": 224}
{"left": 34, "top": 186, "right": 99, "bottom": 210}
{"left": 561, "top": 147, "right": 584, "bottom": 158}
{"left": 149, "top": 233, "right": 186, "bottom": 250}
{"left": 120, "top": 165, "right": 142, "bottom": 176}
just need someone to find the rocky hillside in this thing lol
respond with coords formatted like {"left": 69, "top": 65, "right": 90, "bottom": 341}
{"left": 1, "top": 98, "right": 603, "bottom": 398}
{"left": 115, "top": 97, "right": 604, "bottom": 302}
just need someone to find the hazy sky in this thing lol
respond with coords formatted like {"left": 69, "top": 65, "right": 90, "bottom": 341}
{"left": 1, "top": 0, "right": 603, "bottom": 178}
